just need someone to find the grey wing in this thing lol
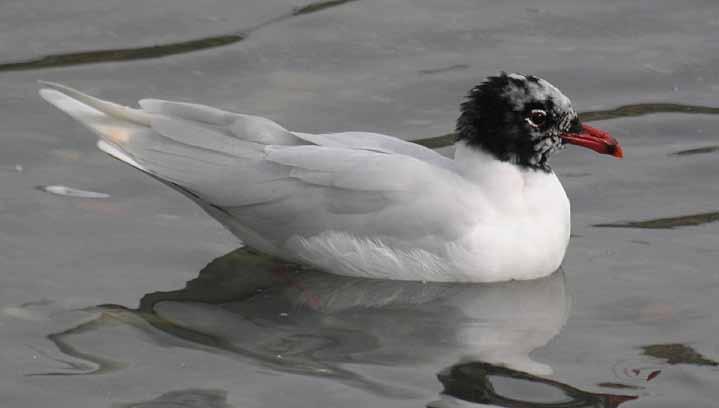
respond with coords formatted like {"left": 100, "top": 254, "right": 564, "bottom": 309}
{"left": 244, "top": 144, "right": 470, "bottom": 243}
{"left": 38, "top": 83, "right": 474, "bottom": 256}
{"left": 292, "top": 131, "right": 456, "bottom": 172}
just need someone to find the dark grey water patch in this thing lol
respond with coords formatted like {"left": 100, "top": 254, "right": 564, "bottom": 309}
{"left": 100, "top": 304, "right": 235, "bottom": 352}
{"left": 0, "top": 0, "right": 357, "bottom": 72}
{"left": 579, "top": 103, "right": 719, "bottom": 122}
{"left": 115, "top": 389, "right": 233, "bottom": 408}
{"left": 597, "top": 382, "right": 643, "bottom": 390}
{"left": 594, "top": 211, "right": 719, "bottom": 229}
{"left": 29, "top": 314, "right": 127, "bottom": 376}
{"left": 419, "top": 64, "right": 470, "bottom": 75}
{"left": 413, "top": 132, "right": 456, "bottom": 149}
{"left": 671, "top": 145, "right": 719, "bottom": 157}
{"left": 293, "top": 0, "right": 357, "bottom": 15}
{"left": 560, "top": 172, "right": 592, "bottom": 178}
{"left": 641, "top": 344, "right": 718, "bottom": 367}
{"left": 0, "top": 35, "right": 245, "bottom": 72}
{"left": 138, "top": 248, "right": 298, "bottom": 306}
{"left": 435, "top": 362, "right": 637, "bottom": 407}
{"left": 412, "top": 102, "right": 719, "bottom": 149}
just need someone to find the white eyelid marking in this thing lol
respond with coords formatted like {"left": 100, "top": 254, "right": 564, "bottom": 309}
{"left": 525, "top": 117, "right": 539, "bottom": 128}
{"left": 526, "top": 109, "right": 547, "bottom": 128}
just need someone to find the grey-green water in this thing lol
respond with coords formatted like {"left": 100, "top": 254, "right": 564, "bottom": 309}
{"left": 1, "top": 1, "right": 718, "bottom": 407}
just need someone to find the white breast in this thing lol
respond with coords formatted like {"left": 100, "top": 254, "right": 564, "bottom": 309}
{"left": 450, "top": 145, "right": 570, "bottom": 281}
{"left": 440, "top": 143, "right": 570, "bottom": 281}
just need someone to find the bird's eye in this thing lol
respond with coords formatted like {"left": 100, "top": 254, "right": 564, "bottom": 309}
{"left": 527, "top": 109, "right": 547, "bottom": 128}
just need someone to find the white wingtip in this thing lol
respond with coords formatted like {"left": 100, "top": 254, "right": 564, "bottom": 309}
{"left": 37, "top": 81, "right": 153, "bottom": 126}
{"left": 39, "top": 82, "right": 156, "bottom": 172}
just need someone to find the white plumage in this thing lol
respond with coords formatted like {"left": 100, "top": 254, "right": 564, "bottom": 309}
{"left": 39, "top": 81, "right": 571, "bottom": 282}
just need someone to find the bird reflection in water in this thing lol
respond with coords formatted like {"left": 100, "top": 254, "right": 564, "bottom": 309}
{"left": 46, "top": 248, "right": 636, "bottom": 407}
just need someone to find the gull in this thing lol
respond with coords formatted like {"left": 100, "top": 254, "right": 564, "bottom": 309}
{"left": 39, "top": 73, "right": 622, "bottom": 282}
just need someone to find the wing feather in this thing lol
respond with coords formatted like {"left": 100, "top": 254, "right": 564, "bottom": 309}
{"left": 293, "top": 131, "right": 455, "bottom": 171}
{"left": 40, "top": 83, "right": 474, "bottom": 257}
{"left": 265, "top": 145, "right": 456, "bottom": 192}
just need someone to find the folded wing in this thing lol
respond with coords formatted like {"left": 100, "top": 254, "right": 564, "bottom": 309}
{"left": 39, "top": 83, "right": 480, "bottom": 276}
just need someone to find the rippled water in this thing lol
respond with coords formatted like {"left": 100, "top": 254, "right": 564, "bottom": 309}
{"left": 1, "top": 1, "right": 718, "bottom": 407}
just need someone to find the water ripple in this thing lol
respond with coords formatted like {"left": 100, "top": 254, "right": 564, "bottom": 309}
{"left": 594, "top": 211, "right": 719, "bottom": 229}
{"left": 0, "top": 0, "right": 357, "bottom": 72}
{"left": 413, "top": 102, "right": 719, "bottom": 149}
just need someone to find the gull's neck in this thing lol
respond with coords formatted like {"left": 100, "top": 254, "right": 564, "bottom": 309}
{"left": 453, "top": 141, "right": 561, "bottom": 214}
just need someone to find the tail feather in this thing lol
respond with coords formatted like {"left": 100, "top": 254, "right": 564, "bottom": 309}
{"left": 39, "top": 87, "right": 153, "bottom": 172}
{"left": 39, "top": 81, "right": 152, "bottom": 126}
{"left": 38, "top": 82, "right": 297, "bottom": 206}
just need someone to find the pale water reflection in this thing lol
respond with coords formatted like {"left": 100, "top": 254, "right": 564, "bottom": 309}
{"left": 39, "top": 249, "right": 640, "bottom": 407}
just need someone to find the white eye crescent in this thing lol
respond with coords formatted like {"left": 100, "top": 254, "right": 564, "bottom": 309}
{"left": 526, "top": 109, "right": 547, "bottom": 128}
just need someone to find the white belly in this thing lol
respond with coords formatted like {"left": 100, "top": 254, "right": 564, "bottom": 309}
{"left": 284, "top": 217, "right": 569, "bottom": 282}
{"left": 284, "top": 179, "right": 570, "bottom": 282}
